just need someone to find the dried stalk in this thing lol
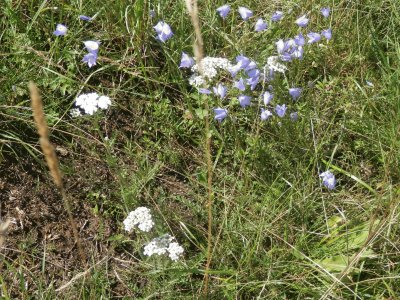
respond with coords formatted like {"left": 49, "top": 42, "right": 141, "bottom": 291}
{"left": 29, "top": 82, "right": 85, "bottom": 264}
{"left": 0, "top": 219, "right": 11, "bottom": 248}
{"left": 183, "top": 0, "right": 213, "bottom": 297}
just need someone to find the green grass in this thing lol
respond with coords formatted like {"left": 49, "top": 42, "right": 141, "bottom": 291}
{"left": 1, "top": 0, "right": 399, "bottom": 299}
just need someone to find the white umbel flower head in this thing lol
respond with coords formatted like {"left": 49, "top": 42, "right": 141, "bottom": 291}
{"left": 123, "top": 207, "right": 154, "bottom": 232}
{"left": 143, "top": 234, "right": 184, "bottom": 261}
{"left": 97, "top": 95, "right": 111, "bottom": 109}
{"left": 266, "top": 56, "right": 287, "bottom": 73}
{"left": 167, "top": 242, "right": 184, "bottom": 261}
{"left": 72, "top": 92, "right": 112, "bottom": 116}
{"left": 189, "top": 57, "right": 233, "bottom": 87}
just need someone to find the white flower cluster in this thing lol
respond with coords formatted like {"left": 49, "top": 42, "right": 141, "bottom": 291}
{"left": 123, "top": 207, "right": 154, "bottom": 232}
{"left": 189, "top": 56, "right": 233, "bottom": 87}
{"left": 266, "top": 56, "right": 287, "bottom": 73}
{"left": 143, "top": 234, "right": 184, "bottom": 261}
{"left": 71, "top": 92, "right": 111, "bottom": 116}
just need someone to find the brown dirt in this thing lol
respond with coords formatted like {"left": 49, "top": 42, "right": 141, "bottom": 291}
{"left": 0, "top": 152, "right": 128, "bottom": 297}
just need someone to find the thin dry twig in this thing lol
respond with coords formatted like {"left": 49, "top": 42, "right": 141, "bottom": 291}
{"left": 55, "top": 256, "right": 109, "bottom": 292}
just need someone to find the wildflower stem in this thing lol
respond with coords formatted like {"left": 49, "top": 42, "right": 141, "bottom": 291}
{"left": 183, "top": 0, "right": 213, "bottom": 296}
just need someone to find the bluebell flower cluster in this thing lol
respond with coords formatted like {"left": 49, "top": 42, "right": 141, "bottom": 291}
{"left": 52, "top": 14, "right": 100, "bottom": 68}
{"left": 178, "top": 5, "right": 333, "bottom": 127}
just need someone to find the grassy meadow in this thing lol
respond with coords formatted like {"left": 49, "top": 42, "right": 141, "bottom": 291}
{"left": 0, "top": 0, "right": 399, "bottom": 299}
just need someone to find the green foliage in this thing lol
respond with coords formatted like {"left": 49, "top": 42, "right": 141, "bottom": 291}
{"left": 0, "top": 0, "right": 399, "bottom": 299}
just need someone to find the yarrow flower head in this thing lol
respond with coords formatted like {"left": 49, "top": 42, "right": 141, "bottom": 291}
{"left": 289, "top": 88, "right": 302, "bottom": 100}
{"left": 73, "top": 92, "right": 111, "bottom": 115}
{"left": 153, "top": 21, "right": 173, "bottom": 42}
{"left": 179, "top": 52, "right": 194, "bottom": 68}
{"left": 97, "top": 95, "right": 111, "bottom": 109}
{"left": 238, "top": 7, "right": 253, "bottom": 21}
{"left": 216, "top": 4, "right": 230, "bottom": 19}
{"left": 321, "top": 7, "right": 330, "bottom": 18}
{"left": 238, "top": 95, "right": 251, "bottom": 108}
{"left": 123, "top": 207, "right": 154, "bottom": 232}
{"left": 271, "top": 11, "right": 283, "bottom": 22}
{"left": 189, "top": 57, "right": 233, "bottom": 86}
{"left": 260, "top": 108, "right": 273, "bottom": 121}
{"left": 53, "top": 24, "right": 67, "bottom": 36}
{"left": 266, "top": 56, "right": 287, "bottom": 73}
{"left": 255, "top": 18, "right": 268, "bottom": 32}
{"left": 275, "top": 104, "right": 287, "bottom": 117}
{"left": 143, "top": 234, "right": 184, "bottom": 261}
{"left": 320, "top": 171, "right": 336, "bottom": 190}
{"left": 321, "top": 28, "right": 332, "bottom": 40}
{"left": 295, "top": 15, "right": 309, "bottom": 27}
{"left": 214, "top": 108, "right": 228, "bottom": 122}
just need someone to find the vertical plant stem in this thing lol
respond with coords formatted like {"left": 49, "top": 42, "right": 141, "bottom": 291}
{"left": 183, "top": 0, "right": 213, "bottom": 296}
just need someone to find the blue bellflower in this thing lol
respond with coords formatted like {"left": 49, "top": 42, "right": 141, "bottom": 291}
{"left": 238, "top": 7, "right": 253, "bottom": 21}
{"left": 289, "top": 88, "right": 302, "bottom": 100}
{"left": 53, "top": 24, "right": 67, "bottom": 36}
{"left": 320, "top": 171, "right": 336, "bottom": 189}
{"left": 247, "top": 76, "right": 259, "bottom": 90}
{"left": 245, "top": 61, "right": 257, "bottom": 72}
{"left": 307, "top": 32, "right": 321, "bottom": 44}
{"left": 216, "top": 4, "right": 230, "bottom": 19}
{"left": 153, "top": 21, "right": 173, "bottom": 42}
{"left": 263, "top": 91, "right": 273, "bottom": 105}
{"left": 271, "top": 11, "right": 283, "bottom": 22}
{"left": 321, "top": 7, "right": 330, "bottom": 18}
{"left": 238, "top": 95, "right": 251, "bottom": 108}
{"left": 255, "top": 18, "right": 268, "bottom": 32}
{"left": 179, "top": 52, "right": 194, "bottom": 68}
{"left": 322, "top": 28, "right": 332, "bottom": 40}
{"left": 275, "top": 104, "right": 287, "bottom": 117}
{"left": 294, "top": 33, "right": 306, "bottom": 46}
{"left": 213, "top": 83, "right": 227, "bottom": 99}
{"left": 234, "top": 78, "right": 246, "bottom": 91}
{"left": 214, "top": 108, "right": 228, "bottom": 122}
{"left": 247, "top": 68, "right": 260, "bottom": 78}
{"left": 82, "top": 53, "right": 97, "bottom": 68}
{"left": 295, "top": 15, "right": 309, "bottom": 27}
{"left": 290, "top": 112, "right": 298, "bottom": 121}
{"left": 261, "top": 108, "right": 273, "bottom": 120}
{"left": 199, "top": 88, "right": 211, "bottom": 94}
{"left": 236, "top": 55, "right": 251, "bottom": 69}
{"left": 79, "top": 15, "right": 92, "bottom": 21}
{"left": 83, "top": 40, "right": 100, "bottom": 54}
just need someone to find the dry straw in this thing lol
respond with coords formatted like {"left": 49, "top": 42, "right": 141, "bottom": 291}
{"left": 29, "top": 82, "right": 85, "bottom": 264}
{"left": 183, "top": 0, "right": 213, "bottom": 296}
